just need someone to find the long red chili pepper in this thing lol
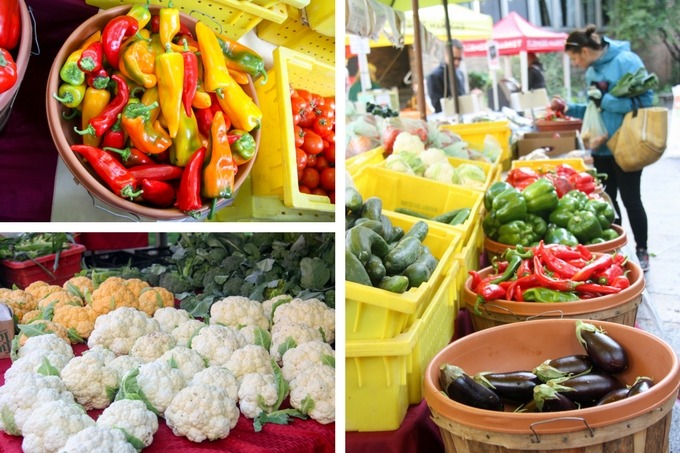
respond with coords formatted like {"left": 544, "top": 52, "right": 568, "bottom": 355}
{"left": 594, "top": 263, "right": 625, "bottom": 286}
{"left": 533, "top": 256, "right": 582, "bottom": 292}
{"left": 129, "top": 164, "right": 184, "bottom": 181}
{"left": 610, "top": 275, "right": 631, "bottom": 290}
{"left": 479, "top": 283, "right": 506, "bottom": 302}
{"left": 540, "top": 246, "right": 580, "bottom": 279}
{"left": 577, "top": 244, "right": 593, "bottom": 261}
{"left": 78, "top": 41, "right": 104, "bottom": 73}
{"left": 571, "top": 254, "right": 614, "bottom": 282}
{"left": 101, "top": 15, "right": 139, "bottom": 70}
{"left": 516, "top": 258, "right": 533, "bottom": 278}
{"left": 75, "top": 74, "right": 130, "bottom": 137}
{"left": 194, "top": 108, "right": 213, "bottom": 137}
{"left": 71, "top": 145, "right": 142, "bottom": 199}
{"left": 505, "top": 274, "right": 539, "bottom": 301}
{"left": 542, "top": 244, "right": 583, "bottom": 260}
{"left": 140, "top": 179, "right": 175, "bottom": 207}
{"left": 468, "top": 270, "right": 482, "bottom": 292}
{"left": 176, "top": 146, "right": 206, "bottom": 216}
{"left": 573, "top": 283, "right": 622, "bottom": 295}
{"left": 103, "top": 146, "right": 155, "bottom": 167}
{"left": 181, "top": 40, "right": 198, "bottom": 117}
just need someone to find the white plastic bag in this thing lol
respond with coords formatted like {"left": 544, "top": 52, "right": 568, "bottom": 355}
{"left": 581, "top": 91, "right": 608, "bottom": 150}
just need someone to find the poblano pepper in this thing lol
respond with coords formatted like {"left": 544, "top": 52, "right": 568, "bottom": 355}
{"left": 484, "top": 181, "right": 513, "bottom": 211}
{"left": 585, "top": 199, "right": 616, "bottom": 229}
{"left": 567, "top": 210, "right": 603, "bottom": 242}
{"left": 522, "top": 178, "right": 558, "bottom": 213}
{"left": 522, "top": 287, "right": 580, "bottom": 303}
{"left": 497, "top": 220, "right": 535, "bottom": 246}
{"left": 491, "top": 188, "right": 527, "bottom": 225}
{"left": 544, "top": 225, "right": 579, "bottom": 246}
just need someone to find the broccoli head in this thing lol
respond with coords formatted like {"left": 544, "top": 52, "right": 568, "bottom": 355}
{"left": 159, "top": 271, "right": 193, "bottom": 295}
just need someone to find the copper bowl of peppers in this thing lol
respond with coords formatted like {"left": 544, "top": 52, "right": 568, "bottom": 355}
{"left": 46, "top": 4, "right": 263, "bottom": 220}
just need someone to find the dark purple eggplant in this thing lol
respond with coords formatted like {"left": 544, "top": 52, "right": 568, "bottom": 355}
{"left": 473, "top": 370, "right": 541, "bottom": 403}
{"left": 550, "top": 372, "right": 624, "bottom": 407}
{"left": 575, "top": 320, "right": 629, "bottom": 374}
{"left": 627, "top": 377, "right": 655, "bottom": 397}
{"left": 595, "top": 387, "right": 629, "bottom": 406}
{"left": 514, "top": 399, "right": 540, "bottom": 413}
{"left": 533, "top": 384, "right": 578, "bottom": 412}
{"left": 439, "top": 364, "right": 504, "bottom": 411}
{"left": 533, "top": 354, "right": 594, "bottom": 382}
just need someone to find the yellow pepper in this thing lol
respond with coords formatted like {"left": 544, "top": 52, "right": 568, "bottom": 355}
{"left": 195, "top": 22, "right": 261, "bottom": 131}
{"left": 60, "top": 50, "right": 85, "bottom": 85}
{"left": 80, "top": 87, "right": 111, "bottom": 147}
{"left": 202, "top": 111, "right": 235, "bottom": 200}
{"left": 80, "top": 31, "right": 102, "bottom": 51}
{"left": 119, "top": 37, "right": 157, "bottom": 88}
{"left": 170, "top": 107, "right": 203, "bottom": 167}
{"left": 127, "top": 2, "right": 151, "bottom": 29}
{"left": 155, "top": 45, "right": 184, "bottom": 138}
{"left": 141, "top": 85, "right": 161, "bottom": 121}
{"left": 159, "top": 2, "right": 187, "bottom": 53}
{"left": 53, "top": 83, "right": 86, "bottom": 109}
{"left": 191, "top": 58, "right": 211, "bottom": 110}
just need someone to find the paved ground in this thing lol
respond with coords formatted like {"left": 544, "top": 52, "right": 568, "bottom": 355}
{"left": 623, "top": 109, "right": 680, "bottom": 451}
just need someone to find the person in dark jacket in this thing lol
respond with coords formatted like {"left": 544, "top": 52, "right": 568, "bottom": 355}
{"left": 563, "top": 25, "right": 654, "bottom": 271}
{"left": 527, "top": 52, "right": 546, "bottom": 90}
{"left": 426, "top": 39, "right": 466, "bottom": 113}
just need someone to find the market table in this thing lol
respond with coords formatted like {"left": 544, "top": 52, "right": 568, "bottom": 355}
{"left": 0, "top": 344, "right": 335, "bottom": 452}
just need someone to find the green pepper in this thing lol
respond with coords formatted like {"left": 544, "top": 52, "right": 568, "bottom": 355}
{"left": 567, "top": 210, "right": 604, "bottom": 242}
{"left": 522, "top": 287, "right": 580, "bottom": 302}
{"left": 170, "top": 107, "right": 202, "bottom": 167}
{"left": 497, "top": 220, "right": 535, "bottom": 246}
{"left": 586, "top": 199, "right": 616, "bottom": 229}
{"left": 59, "top": 49, "right": 86, "bottom": 85}
{"left": 491, "top": 188, "right": 527, "bottom": 225}
{"left": 544, "top": 225, "right": 579, "bottom": 246}
{"left": 525, "top": 213, "right": 548, "bottom": 242}
{"left": 563, "top": 190, "right": 589, "bottom": 210}
{"left": 548, "top": 196, "right": 582, "bottom": 228}
{"left": 587, "top": 237, "right": 606, "bottom": 245}
{"left": 522, "top": 178, "right": 558, "bottom": 213}
{"left": 229, "top": 129, "right": 257, "bottom": 165}
{"left": 601, "top": 228, "right": 619, "bottom": 241}
{"left": 482, "top": 211, "right": 501, "bottom": 240}
{"left": 484, "top": 181, "right": 513, "bottom": 211}
{"left": 492, "top": 246, "right": 533, "bottom": 284}
{"left": 216, "top": 34, "right": 267, "bottom": 82}
{"left": 52, "top": 83, "right": 86, "bottom": 109}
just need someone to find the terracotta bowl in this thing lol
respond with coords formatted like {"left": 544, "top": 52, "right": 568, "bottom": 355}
{"left": 424, "top": 319, "right": 680, "bottom": 440}
{"left": 46, "top": 5, "right": 260, "bottom": 221}
{"left": 0, "top": 0, "right": 32, "bottom": 132}
{"left": 463, "top": 255, "right": 644, "bottom": 330}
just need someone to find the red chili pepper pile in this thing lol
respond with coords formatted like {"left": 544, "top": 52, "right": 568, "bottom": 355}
{"left": 469, "top": 241, "right": 630, "bottom": 308}
{"left": 290, "top": 89, "right": 335, "bottom": 204}
{"left": 0, "top": 0, "right": 21, "bottom": 94}
{"left": 506, "top": 164, "right": 604, "bottom": 198}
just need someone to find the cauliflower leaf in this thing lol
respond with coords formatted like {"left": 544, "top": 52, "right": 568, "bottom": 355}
{"left": 253, "top": 327, "right": 271, "bottom": 351}
{"left": 252, "top": 409, "right": 307, "bottom": 433}
{"left": 116, "top": 369, "right": 159, "bottom": 416}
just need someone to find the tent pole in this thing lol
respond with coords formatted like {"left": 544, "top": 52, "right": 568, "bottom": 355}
{"left": 563, "top": 52, "right": 571, "bottom": 99}
{"left": 442, "top": 0, "right": 460, "bottom": 114}
{"left": 411, "top": 0, "right": 426, "bottom": 120}
{"left": 520, "top": 50, "right": 528, "bottom": 92}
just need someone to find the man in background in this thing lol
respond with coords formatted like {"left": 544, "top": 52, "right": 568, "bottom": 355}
{"left": 426, "top": 39, "right": 466, "bottom": 113}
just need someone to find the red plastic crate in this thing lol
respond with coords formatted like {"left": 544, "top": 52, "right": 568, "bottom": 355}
{"left": 0, "top": 243, "right": 86, "bottom": 289}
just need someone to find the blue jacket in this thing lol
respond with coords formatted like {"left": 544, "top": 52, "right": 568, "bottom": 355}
{"left": 567, "top": 38, "right": 653, "bottom": 156}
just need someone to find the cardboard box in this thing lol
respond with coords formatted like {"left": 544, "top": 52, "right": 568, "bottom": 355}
{"left": 516, "top": 130, "right": 582, "bottom": 157}
{"left": 0, "top": 304, "right": 14, "bottom": 359}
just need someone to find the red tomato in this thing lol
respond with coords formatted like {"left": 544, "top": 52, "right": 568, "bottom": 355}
{"left": 313, "top": 116, "right": 333, "bottom": 138}
{"left": 295, "top": 147, "right": 308, "bottom": 173}
{"left": 306, "top": 153, "right": 317, "bottom": 168}
{"left": 324, "top": 96, "right": 335, "bottom": 111}
{"left": 296, "top": 89, "right": 313, "bottom": 103}
{"left": 298, "top": 109, "right": 316, "bottom": 128}
{"left": 299, "top": 185, "right": 311, "bottom": 194}
{"left": 319, "top": 167, "right": 335, "bottom": 192}
{"left": 290, "top": 96, "right": 308, "bottom": 117}
{"left": 302, "top": 130, "right": 324, "bottom": 155}
{"left": 312, "top": 187, "right": 327, "bottom": 196}
{"left": 314, "top": 155, "right": 329, "bottom": 172}
{"left": 318, "top": 104, "right": 335, "bottom": 120}
{"left": 294, "top": 126, "right": 305, "bottom": 147}
{"left": 325, "top": 131, "right": 335, "bottom": 144}
{"left": 323, "top": 142, "right": 335, "bottom": 164}
{"left": 300, "top": 167, "right": 320, "bottom": 189}
{"left": 329, "top": 191, "right": 335, "bottom": 204}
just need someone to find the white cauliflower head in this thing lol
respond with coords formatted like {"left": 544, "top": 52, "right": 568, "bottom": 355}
{"left": 165, "top": 384, "right": 239, "bottom": 442}
{"left": 190, "top": 324, "right": 246, "bottom": 366}
{"left": 290, "top": 364, "right": 335, "bottom": 424}
{"left": 0, "top": 373, "right": 75, "bottom": 436}
{"left": 238, "top": 373, "right": 278, "bottom": 419}
{"left": 273, "top": 298, "right": 335, "bottom": 343}
{"left": 107, "top": 355, "right": 144, "bottom": 384}
{"left": 97, "top": 399, "right": 158, "bottom": 448}
{"left": 393, "top": 132, "right": 425, "bottom": 155}
{"left": 60, "top": 354, "right": 119, "bottom": 410}
{"left": 153, "top": 307, "right": 192, "bottom": 334}
{"left": 225, "top": 345, "right": 274, "bottom": 385}
{"left": 171, "top": 319, "right": 206, "bottom": 348}
{"left": 21, "top": 399, "right": 95, "bottom": 453}
{"left": 88, "top": 307, "right": 160, "bottom": 356}
{"left": 129, "top": 331, "right": 177, "bottom": 363}
{"left": 261, "top": 295, "right": 292, "bottom": 324}
{"left": 238, "top": 324, "right": 272, "bottom": 349}
{"left": 56, "top": 425, "right": 136, "bottom": 453}
{"left": 81, "top": 345, "right": 116, "bottom": 365}
{"left": 210, "top": 296, "right": 269, "bottom": 331}
{"left": 282, "top": 341, "right": 335, "bottom": 382}
{"left": 270, "top": 323, "right": 324, "bottom": 364}
{"left": 122, "top": 360, "right": 186, "bottom": 414}
{"left": 189, "top": 366, "right": 239, "bottom": 402}
{"left": 159, "top": 346, "right": 206, "bottom": 382}
{"left": 17, "top": 333, "right": 74, "bottom": 361}
{"left": 4, "top": 350, "right": 71, "bottom": 384}
{"left": 419, "top": 147, "right": 449, "bottom": 167}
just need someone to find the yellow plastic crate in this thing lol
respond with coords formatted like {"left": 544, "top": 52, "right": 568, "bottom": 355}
{"left": 304, "top": 0, "right": 334, "bottom": 37}
{"left": 255, "top": 5, "right": 334, "bottom": 65}
{"left": 346, "top": 270, "right": 458, "bottom": 432}
{"left": 85, "top": 0, "right": 287, "bottom": 39}
{"left": 440, "top": 120, "right": 512, "bottom": 169}
{"left": 346, "top": 210, "right": 462, "bottom": 341}
{"left": 454, "top": 220, "right": 484, "bottom": 302}
{"left": 251, "top": 47, "right": 334, "bottom": 213}
{"left": 353, "top": 166, "right": 484, "bottom": 247}
{"left": 510, "top": 158, "right": 587, "bottom": 173}
{"left": 346, "top": 147, "right": 385, "bottom": 178}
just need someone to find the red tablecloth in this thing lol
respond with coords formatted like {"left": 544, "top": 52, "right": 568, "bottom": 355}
{"left": 0, "top": 344, "right": 335, "bottom": 452}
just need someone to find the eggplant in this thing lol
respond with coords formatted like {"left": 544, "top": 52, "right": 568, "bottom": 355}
{"left": 533, "top": 354, "right": 594, "bottom": 382}
{"left": 439, "top": 364, "right": 504, "bottom": 411}
{"left": 473, "top": 370, "right": 541, "bottom": 403}
{"left": 595, "top": 387, "right": 629, "bottom": 406}
{"left": 575, "top": 320, "right": 629, "bottom": 374}
{"left": 627, "top": 377, "right": 655, "bottom": 397}
{"left": 533, "top": 384, "right": 578, "bottom": 412}
{"left": 550, "top": 372, "right": 624, "bottom": 407}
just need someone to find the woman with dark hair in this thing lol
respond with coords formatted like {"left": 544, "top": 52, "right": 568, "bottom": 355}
{"left": 561, "top": 25, "right": 654, "bottom": 270}
{"left": 527, "top": 52, "right": 546, "bottom": 90}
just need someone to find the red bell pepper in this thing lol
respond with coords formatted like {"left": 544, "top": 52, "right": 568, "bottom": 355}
{"left": 506, "top": 167, "right": 540, "bottom": 190}
{"left": 542, "top": 173, "right": 574, "bottom": 198}
{"left": 555, "top": 164, "right": 578, "bottom": 178}
{"left": 86, "top": 68, "right": 110, "bottom": 90}
{"left": 77, "top": 41, "right": 104, "bottom": 73}
{"left": 176, "top": 146, "right": 206, "bottom": 217}
{"left": 101, "top": 117, "right": 126, "bottom": 150}
{"left": 75, "top": 74, "right": 129, "bottom": 137}
{"left": 569, "top": 172, "right": 596, "bottom": 194}
{"left": 0, "top": 0, "right": 20, "bottom": 51}
{"left": 129, "top": 164, "right": 184, "bottom": 181}
{"left": 71, "top": 145, "right": 141, "bottom": 199}
{"left": 140, "top": 179, "right": 175, "bottom": 207}
{"left": 0, "top": 49, "right": 18, "bottom": 94}
{"left": 180, "top": 40, "right": 198, "bottom": 117}
{"left": 101, "top": 15, "right": 139, "bottom": 70}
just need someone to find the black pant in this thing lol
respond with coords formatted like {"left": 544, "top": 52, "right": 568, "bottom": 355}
{"left": 593, "top": 155, "right": 648, "bottom": 250}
